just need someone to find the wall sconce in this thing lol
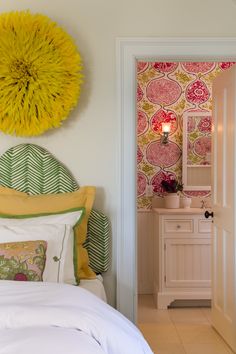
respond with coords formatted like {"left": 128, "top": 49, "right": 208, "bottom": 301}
{"left": 161, "top": 122, "right": 171, "bottom": 144}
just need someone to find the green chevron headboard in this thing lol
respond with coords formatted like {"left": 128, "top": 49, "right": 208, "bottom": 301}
{"left": 0, "top": 143, "right": 109, "bottom": 274}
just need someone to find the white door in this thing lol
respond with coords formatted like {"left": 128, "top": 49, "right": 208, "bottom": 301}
{"left": 212, "top": 66, "right": 236, "bottom": 352}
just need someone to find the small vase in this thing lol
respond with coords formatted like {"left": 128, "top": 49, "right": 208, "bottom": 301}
{"left": 180, "top": 196, "right": 192, "bottom": 209}
{"left": 164, "top": 193, "right": 180, "bottom": 209}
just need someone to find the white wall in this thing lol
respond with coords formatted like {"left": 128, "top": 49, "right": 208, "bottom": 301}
{"left": 0, "top": 0, "right": 236, "bottom": 306}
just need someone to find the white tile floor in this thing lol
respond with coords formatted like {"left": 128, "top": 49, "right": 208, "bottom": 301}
{"left": 138, "top": 295, "right": 235, "bottom": 354}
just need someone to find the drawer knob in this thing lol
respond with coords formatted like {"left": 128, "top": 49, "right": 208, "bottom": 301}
{"left": 204, "top": 210, "right": 214, "bottom": 219}
{"left": 177, "top": 224, "right": 181, "bottom": 229}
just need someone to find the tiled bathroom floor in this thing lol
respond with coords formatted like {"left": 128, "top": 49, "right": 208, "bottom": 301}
{"left": 138, "top": 295, "right": 235, "bottom": 354}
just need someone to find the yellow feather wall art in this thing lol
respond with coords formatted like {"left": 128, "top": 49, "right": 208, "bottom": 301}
{"left": 0, "top": 11, "right": 83, "bottom": 136}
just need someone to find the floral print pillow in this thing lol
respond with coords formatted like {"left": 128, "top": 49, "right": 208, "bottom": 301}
{"left": 0, "top": 240, "right": 47, "bottom": 281}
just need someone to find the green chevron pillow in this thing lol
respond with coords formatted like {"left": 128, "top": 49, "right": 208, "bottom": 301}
{"left": 0, "top": 144, "right": 110, "bottom": 275}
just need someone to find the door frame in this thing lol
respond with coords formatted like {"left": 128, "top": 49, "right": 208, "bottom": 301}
{"left": 116, "top": 37, "right": 236, "bottom": 322}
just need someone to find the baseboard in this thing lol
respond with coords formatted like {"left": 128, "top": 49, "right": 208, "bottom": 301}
{"left": 169, "top": 299, "right": 211, "bottom": 308}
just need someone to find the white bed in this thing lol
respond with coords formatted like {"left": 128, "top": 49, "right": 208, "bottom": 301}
{"left": 0, "top": 144, "right": 153, "bottom": 353}
{"left": 0, "top": 280, "right": 152, "bottom": 354}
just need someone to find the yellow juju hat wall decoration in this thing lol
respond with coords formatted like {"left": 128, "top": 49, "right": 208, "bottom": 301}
{"left": 0, "top": 11, "right": 83, "bottom": 136}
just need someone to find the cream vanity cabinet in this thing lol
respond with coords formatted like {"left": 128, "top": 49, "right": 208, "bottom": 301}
{"left": 153, "top": 208, "right": 212, "bottom": 309}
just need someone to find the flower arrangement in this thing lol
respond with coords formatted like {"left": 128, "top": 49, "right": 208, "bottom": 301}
{"left": 161, "top": 178, "right": 183, "bottom": 194}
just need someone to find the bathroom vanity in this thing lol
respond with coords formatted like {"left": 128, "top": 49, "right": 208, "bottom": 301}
{"left": 153, "top": 208, "right": 212, "bottom": 309}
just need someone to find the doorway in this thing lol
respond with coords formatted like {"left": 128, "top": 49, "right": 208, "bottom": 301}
{"left": 136, "top": 61, "right": 236, "bottom": 342}
{"left": 116, "top": 37, "right": 236, "bottom": 323}
{"left": 136, "top": 60, "right": 233, "bottom": 306}
{"left": 137, "top": 61, "right": 234, "bottom": 302}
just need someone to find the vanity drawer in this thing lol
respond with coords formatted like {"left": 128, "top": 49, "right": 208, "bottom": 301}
{"left": 164, "top": 219, "right": 194, "bottom": 233}
{"left": 198, "top": 219, "right": 212, "bottom": 233}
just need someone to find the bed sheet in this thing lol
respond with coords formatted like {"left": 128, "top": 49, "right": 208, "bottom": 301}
{"left": 0, "top": 327, "right": 104, "bottom": 354}
{"left": 79, "top": 275, "right": 107, "bottom": 302}
{"left": 0, "top": 281, "right": 153, "bottom": 354}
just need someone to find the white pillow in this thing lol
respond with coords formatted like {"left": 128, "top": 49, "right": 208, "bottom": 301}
{"left": 0, "top": 208, "right": 84, "bottom": 284}
{"left": 0, "top": 224, "right": 71, "bottom": 283}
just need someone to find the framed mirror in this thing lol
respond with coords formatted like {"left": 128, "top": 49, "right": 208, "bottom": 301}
{"left": 182, "top": 112, "right": 211, "bottom": 191}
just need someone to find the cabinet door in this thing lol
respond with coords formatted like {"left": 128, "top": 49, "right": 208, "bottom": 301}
{"left": 165, "top": 238, "right": 211, "bottom": 288}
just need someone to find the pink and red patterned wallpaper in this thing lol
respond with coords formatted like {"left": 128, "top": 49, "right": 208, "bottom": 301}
{"left": 137, "top": 61, "right": 235, "bottom": 210}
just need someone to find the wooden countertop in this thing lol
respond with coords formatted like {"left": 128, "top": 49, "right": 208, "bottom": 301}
{"left": 153, "top": 207, "right": 208, "bottom": 215}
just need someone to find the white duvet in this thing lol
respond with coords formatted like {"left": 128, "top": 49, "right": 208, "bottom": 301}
{"left": 0, "top": 281, "right": 153, "bottom": 354}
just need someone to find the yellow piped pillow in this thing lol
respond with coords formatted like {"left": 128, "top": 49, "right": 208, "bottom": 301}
{"left": 0, "top": 186, "right": 26, "bottom": 196}
{"left": 0, "top": 186, "right": 96, "bottom": 280}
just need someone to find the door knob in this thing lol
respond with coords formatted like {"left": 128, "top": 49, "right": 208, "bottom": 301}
{"left": 204, "top": 210, "right": 214, "bottom": 218}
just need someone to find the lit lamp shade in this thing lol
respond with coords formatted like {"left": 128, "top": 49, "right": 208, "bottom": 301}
{"left": 161, "top": 122, "right": 171, "bottom": 144}
{"left": 161, "top": 122, "right": 171, "bottom": 133}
